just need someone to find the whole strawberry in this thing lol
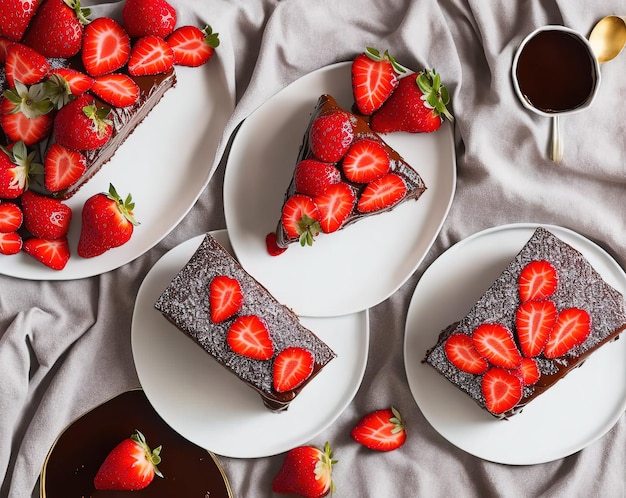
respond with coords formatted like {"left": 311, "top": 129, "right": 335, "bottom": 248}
{"left": 94, "top": 430, "right": 163, "bottom": 491}
{"left": 0, "top": 0, "right": 41, "bottom": 41}
{"left": 370, "top": 68, "right": 453, "bottom": 133}
{"left": 77, "top": 183, "right": 138, "bottom": 258}
{"left": 272, "top": 442, "right": 336, "bottom": 497}
{"left": 54, "top": 94, "right": 113, "bottom": 151}
{"left": 122, "top": 0, "right": 177, "bottom": 39}
{"left": 23, "top": 0, "right": 91, "bottom": 58}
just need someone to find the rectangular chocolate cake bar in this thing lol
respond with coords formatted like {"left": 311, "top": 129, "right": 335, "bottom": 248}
{"left": 424, "top": 227, "right": 626, "bottom": 419}
{"left": 154, "top": 233, "right": 336, "bottom": 411}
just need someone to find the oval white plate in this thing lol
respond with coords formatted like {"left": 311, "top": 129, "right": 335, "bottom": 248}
{"left": 223, "top": 62, "right": 456, "bottom": 317}
{"left": 0, "top": 59, "right": 233, "bottom": 280}
{"left": 404, "top": 223, "right": 626, "bottom": 465}
{"left": 131, "top": 230, "right": 369, "bottom": 458}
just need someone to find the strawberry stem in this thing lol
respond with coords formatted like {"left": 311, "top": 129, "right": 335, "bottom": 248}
{"left": 416, "top": 68, "right": 454, "bottom": 122}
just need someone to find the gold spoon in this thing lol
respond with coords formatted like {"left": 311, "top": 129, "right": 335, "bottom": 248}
{"left": 589, "top": 15, "right": 626, "bottom": 63}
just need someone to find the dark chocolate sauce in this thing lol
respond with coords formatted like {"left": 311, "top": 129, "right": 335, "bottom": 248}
{"left": 516, "top": 30, "right": 596, "bottom": 113}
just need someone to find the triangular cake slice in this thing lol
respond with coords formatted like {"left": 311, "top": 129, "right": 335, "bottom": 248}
{"left": 270, "top": 94, "right": 426, "bottom": 251}
{"left": 424, "top": 227, "right": 626, "bottom": 419}
{"left": 154, "top": 233, "right": 336, "bottom": 412}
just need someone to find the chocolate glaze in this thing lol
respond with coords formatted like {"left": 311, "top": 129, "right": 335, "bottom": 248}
{"left": 154, "top": 233, "right": 336, "bottom": 412}
{"left": 424, "top": 227, "right": 626, "bottom": 419}
{"left": 275, "top": 94, "right": 427, "bottom": 248}
{"left": 40, "top": 389, "right": 232, "bottom": 497}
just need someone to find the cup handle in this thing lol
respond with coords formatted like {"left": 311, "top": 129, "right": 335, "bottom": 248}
{"left": 550, "top": 115, "right": 563, "bottom": 163}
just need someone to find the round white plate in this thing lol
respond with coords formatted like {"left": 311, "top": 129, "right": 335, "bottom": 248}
{"left": 223, "top": 62, "right": 456, "bottom": 317}
{"left": 1, "top": 58, "right": 234, "bottom": 280}
{"left": 131, "top": 230, "right": 369, "bottom": 458}
{"left": 404, "top": 223, "right": 626, "bottom": 465}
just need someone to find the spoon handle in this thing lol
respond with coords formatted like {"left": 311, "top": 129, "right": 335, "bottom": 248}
{"left": 551, "top": 115, "right": 563, "bottom": 163}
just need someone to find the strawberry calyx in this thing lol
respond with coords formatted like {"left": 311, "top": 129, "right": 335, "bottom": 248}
{"left": 415, "top": 68, "right": 454, "bottom": 122}
{"left": 130, "top": 430, "right": 163, "bottom": 479}
{"left": 83, "top": 104, "right": 113, "bottom": 139}
{"left": 106, "top": 183, "right": 139, "bottom": 227}
{"left": 201, "top": 25, "right": 220, "bottom": 49}
{"left": 0, "top": 141, "right": 42, "bottom": 190}
{"left": 43, "top": 73, "right": 74, "bottom": 109}
{"left": 315, "top": 442, "right": 337, "bottom": 495}
{"left": 364, "top": 46, "right": 406, "bottom": 75}
{"left": 64, "top": 0, "right": 92, "bottom": 26}
{"left": 296, "top": 213, "right": 321, "bottom": 247}
{"left": 3, "top": 81, "right": 54, "bottom": 118}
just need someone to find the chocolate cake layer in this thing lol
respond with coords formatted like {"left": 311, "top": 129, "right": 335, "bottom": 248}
{"left": 154, "top": 233, "right": 336, "bottom": 411}
{"left": 424, "top": 227, "right": 626, "bottom": 419}
{"left": 275, "top": 93, "right": 427, "bottom": 248}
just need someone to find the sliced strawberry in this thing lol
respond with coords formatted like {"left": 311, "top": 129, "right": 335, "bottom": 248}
{"left": 127, "top": 35, "right": 174, "bottom": 77}
{"left": 280, "top": 194, "right": 321, "bottom": 246}
{"left": 209, "top": 275, "right": 243, "bottom": 323}
{"left": 92, "top": 73, "right": 140, "bottom": 108}
{"left": 0, "top": 201, "right": 23, "bottom": 233}
{"left": 481, "top": 367, "right": 523, "bottom": 415}
{"left": 5, "top": 43, "right": 50, "bottom": 87}
{"left": 23, "top": 236, "right": 70, "bottom": 270}
{"left": 471, "top": 323, "right": 522, "bottom": 369}
{"left": 166, "top": 25, "right": 219, "bottom": 67}
{"left": 515, "top": 299, "right": 557, "bottom": 357}
{"left": 518, "top": 260, "right": 558, "bottom": 302}
{"left": 0, "top": 91, "right": 53, "bottom": 146}
{"left": 342, "top": 138, "right": 390, "bottom": 183}
{"left": 273, "top": 347, "right": 314, "bottom": 393}
{"left": 227, "top": 315, "right": 274, "bottom": 361}
{"left": 0, "top": 141, "right": 38, "bottom": 199}
{"left": 314, "top": 182, "right": 356, "bottom": 234}
{"left": 444, "top": 333, "right": 489, "bottom": 375}
{"left": 309, "top": 111, "right": 355, "bottom": 163}
{"left": 21, "top": 189, "right": 72, "bottom": 240}
{"left": 516, "top": 357, "right": 541, "bottom": 386}
{"left": 294, "top": 159, "right": 341, "bottom": 197}
{"left": 44, "top": 143, "right": 87, "bottom": 192}
{"left": 265, "top": 232, "right": 287, "bottom": 257}
{"left": 0, "top": 37, "right": 13, "bottom": 62}
{"left": 351, "top": 48, "right": 404, "bottom": 115}
{"left": 544, "top": 308, "right": 591, "bottom": 358}
{"left": 81, "top": 17, "right": 131, "bottom": 77}
{"left": 0, "top": 231, "right": 22, "bottom": 255}
{"left": 350, "top": 407, "right": 406, "bottom": 451}
{"left": 356, "top": 173, "right": 407, "bottom": 213}
{"left": 49, "top": 68, "right": 94, "bottom": 95}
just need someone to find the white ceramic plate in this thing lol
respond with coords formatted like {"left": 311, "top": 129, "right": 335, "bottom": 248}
{"left": 0, "top": 59, "right": 233, "bottom": 280}
{"left": 404, "top": 223, "right": 626, "bottom": 465}
{"left": 223, "top": 62, "right": 456, "bottom": 317}
{"left": 131, "top": 230, "right": 369, "bottom": 458}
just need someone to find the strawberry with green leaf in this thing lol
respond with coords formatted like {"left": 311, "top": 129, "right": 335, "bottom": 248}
{"left": 351, "top": 407, "right": 407, "bottom": 451}
{"left": 0, "top": 141, "right": 40, "bottom": 199}
{"left": 1, "top": 80, "right": 54, "bottom": 145}
{"left": 272, "top": 442, "right": 336, "bottom": 497}
{"left": 53, "top": 94, "right": 113, "bottom": 151}
{"left": 281, "top": 194, "right": 321, "bottom": 247}
{"left": 166, "top": 25, "right": 220, "bottom": 67}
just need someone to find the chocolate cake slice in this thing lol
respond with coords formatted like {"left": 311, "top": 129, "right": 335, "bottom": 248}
{"left": 154, "top": 233, "right": 336, "bottom": 412}
{"left": 424, "top": 227, "right": 626, "bottom": 419}
{"left": 272, "top": 93, "right": 426, "bottom": 250}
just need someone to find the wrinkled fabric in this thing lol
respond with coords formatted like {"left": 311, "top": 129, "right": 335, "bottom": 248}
{"left": 0, "top": 0, "right": 624, "bottom": 497}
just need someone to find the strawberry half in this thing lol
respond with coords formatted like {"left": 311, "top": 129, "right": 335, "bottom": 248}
{"left": 294, "top": 159, "right": 341, "bottom": 197}
{"left": 166, "top": 25, "right": 220, "bottom": 67}
{"left": 356, "top": 173, "right": 406, "bottom": 213}
{"left": 94, "top": 430, "right": 163, "bottom": 491}
{"left": 23, "top": 236, "right": 70, "bottom": 270}
{"left": 0, "top": 81, "right": 54, "bottom": 146}
{"left": 4, "top": 42, "right": 50, "bottom": 87}
{"left": 45, "top": 69, "right": 94, "bottom": 109}
{"left": 48, "top": 68, "right": 94, "bottom": 96}
{"left": 281, "top": 194, "right": 321, "bottom": 246}
{"left": 227, "top": 315, "right": 274, "bottom": 360}
{"left": 515, "top": 299, "right": 557, "bottom": 357}
{"left": 518, "top": 260, "right": 558, "bottom": 302}
{"left": 21, "top": 189, "right": 72, "bottom": 240}
{"left": 81, "top": 17, "right": 131, "bottom": 77}
{"left": 481, "top": 367, "right": 523, "bottom": 415}
{"left": 44, "top": 143, "right": 87, "bottom": 192}
{"left": 273, "top": 347, "right": 314, "bottom": 393}
{"left": 92, "top": 73, "right": 140, "bottom": 108}
{"left": 209, "top": 275, "right": 243, "bottom": 323}
{"left": 0, "top": 141, "right": 39, "bottom": 199}
{"left": 350, "top": 407, "right": 407, "bottom": 452}
{"left": 516, "top": 357, "right": 541, "bottom": 386}
{"left": 314, "top": 182, "right": 356, "bottom": 234}
{"left": 351, "top": 47, "right": 405, "bottom": 115}
{"left": 128, "top": 35, "right": 174, "bottom": 77}
{"left": 0, "top": 231, "right": 22, "bottom": 255}
{"left": 342, "top": 138, "right": 390, "bottom": 183}
{"left": 471, "top": 323, "right": 522, "bottom": 369}
{"left": 544, "top": 307, "right": 591, "bottom": 358}
{"left": 0, "top": 201, "right": 22, "bottom": 232}
{"left": 272, "top": 442, "right": 336, "bottom": 497}
{"left": 444, "top": 333, "right": 489, "bottom": 375}
{"left": 309, "top": 111, "right": 355, "bottom": 163}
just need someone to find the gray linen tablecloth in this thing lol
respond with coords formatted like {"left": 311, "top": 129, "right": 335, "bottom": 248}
{"left": 1, "top": 0, "right": 624, "bottom": 496}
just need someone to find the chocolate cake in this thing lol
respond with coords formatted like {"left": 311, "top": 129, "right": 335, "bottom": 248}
{"left": 41, "top": 389, "right": 233, "bottom": 497}
{"left": 424, "top": 227, "right": 626, "bottom": 419}
{"left": 154, "top": 233, "right": 336, "bottom": 411}
{"left": 273, "top": 93, "right": 426, "bottom": 249}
